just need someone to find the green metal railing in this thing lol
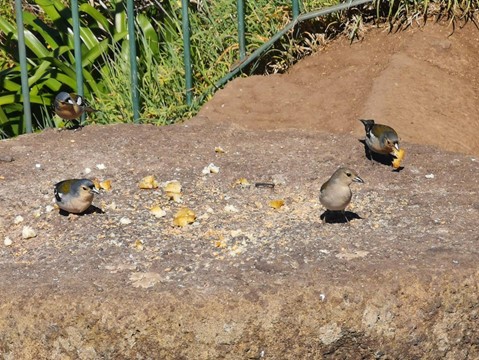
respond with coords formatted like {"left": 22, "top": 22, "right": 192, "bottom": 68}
{"left": 127, "top": 0, "right": 140, "bottom": 121}
{"left": 237, "top": 0, "right": 246, "bottom": 60}
{"left": 71, "top": 0, "right": 85, "bottom": 124}
{"left": 14, "top": 0, "right": 373, "bottom": 134}
{"left": 181, "top": 0, "right": 193, "bottom": 107}
{"left": 214, "top": 0, "right": 374, "bottom": 89}
{"left": 14, "top": 0, "right": 32, "bottom": 134}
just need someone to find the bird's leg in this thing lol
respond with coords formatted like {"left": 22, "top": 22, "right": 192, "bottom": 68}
{"left": 365, "top": 147, "right": 376, "bottom": 165}
{"left": 342, "top": 210, "right": 350, "bottom": 224}
{"left": 321, "top": 210, "right": 328, "bottom": 224}
{"left": 72, "top": 120, "right": 83, "bottom": 131}
{"left": 365, "top": 146, "right": 371, "bottom": 160}
{"left": 67, "top": 213, "right": 80, "bottom": 221}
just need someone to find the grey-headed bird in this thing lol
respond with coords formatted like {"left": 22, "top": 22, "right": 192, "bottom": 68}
{"left": 54, "top": 92, "right": 97, "bottom": 121}
{"left": 54, "top": 179, "right": 99, "bottom": 214}
{"left": 360, "top": 119, "right": 400, "bottom": 157}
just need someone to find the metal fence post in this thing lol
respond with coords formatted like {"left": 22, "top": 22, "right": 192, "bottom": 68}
{"left": 127, "top": 0, "right": 140, "bottom": 123}
{"left": 292, "top": 0, "right": 300, "bottom": 19}
{"left": 71, "top": 0, "right": 85, "bottom": 123}
{"left": 237, "top": 0, "right": 246, "bottom": 60}
{"left": 181, "top": 0, "right": 193, "bottom": 106}
{"left": 14, "top": 0, "right": 32, "bottom": 133}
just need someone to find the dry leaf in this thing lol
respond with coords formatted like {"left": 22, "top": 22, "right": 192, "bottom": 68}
{"left": 392, "top": 148, "right": 405, "bottom": 169}
{"left": 139, "top": 175, "right": 158, "bottom": 189}
{"left": 150, "top": 205, "right": 166, "bottom": 218}
{"left": 269, "top": 199, "right": 285, "bottom": 209}
{"left": 215, "top": 146, "right": 225, "bottom": 153}
{"left": 173, "top": 207, "right": 196, "bottom": 227}
{"left": 233, "top": 178, "right": 251, "bottom": 188}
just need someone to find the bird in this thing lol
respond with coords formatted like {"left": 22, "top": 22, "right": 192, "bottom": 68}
{"left": 54, "top": 179, "right": 99, "bottom": 214}
{"left": 54, "top": 92, "right": 97, "bottom": 121}
{"left": 359, "top": 119, "right": 400, "bottom": 158}
{"left": 319, "top": 167, "right": 364, "bottom": 222}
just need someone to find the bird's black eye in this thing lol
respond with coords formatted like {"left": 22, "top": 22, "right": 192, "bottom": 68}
{"left": 346, "top": 172, "right": 352, "bottom": 177}
{"left": 82, "top": 186, "right": 88, "bottom": 190}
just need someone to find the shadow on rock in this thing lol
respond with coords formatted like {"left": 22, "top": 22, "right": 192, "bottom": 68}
{"left": 320, "top": 210, "right": 361, "bottom": 224}
{"left": 59, "top": 205, "right": 104, "bottom": 216}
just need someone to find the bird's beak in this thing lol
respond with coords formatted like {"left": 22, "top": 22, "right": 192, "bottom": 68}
{"left": 353, "top": 176, "right": 364, "bottom": 184}
{"left": 394, "top": 143, "right": 400, "bottom": 150}
{"left": 92, "top": 187, "right": 100, "bottom": 194}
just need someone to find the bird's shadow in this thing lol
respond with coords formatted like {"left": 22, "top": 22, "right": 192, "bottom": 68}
{"left": 320, "top": 210, "right": 361, "bottom": 224}
{"left": 59, "top": 205, "right": 104, "bottom": 216}
{"left": 358, "top": 139, "right": 404, "bottom": 171}
{"left": 64, "top": 121, "right": 83, "bottom": 130}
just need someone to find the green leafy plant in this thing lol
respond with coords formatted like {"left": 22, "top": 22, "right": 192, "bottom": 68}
{"left": 0, "top": 0, "right": 143, "bottom": 136}
{"left": 2, "top": 0, "right": 477, "bottom": 138}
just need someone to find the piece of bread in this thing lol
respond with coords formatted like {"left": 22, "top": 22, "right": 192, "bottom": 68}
{"left": 392, "top": 148, "right": 405, "bottom": 168}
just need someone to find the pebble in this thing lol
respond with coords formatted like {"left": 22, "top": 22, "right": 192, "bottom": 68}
{"left": 0, "top": 155, "right": 14, "bottom": 162}
{"left": 120, "top": 217, "right": 132, "bottom": 225}
{"left": 224, "top": 205, "right": 239, "bottom": 213}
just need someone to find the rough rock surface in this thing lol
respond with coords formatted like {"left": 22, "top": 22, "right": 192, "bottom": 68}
{"left": 0, "top": 22, "right": 478, "bottom": 359}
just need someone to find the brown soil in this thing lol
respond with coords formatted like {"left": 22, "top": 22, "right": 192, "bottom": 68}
{"left": 199, "top": 21, "right": 479, "bottom": 156}
{"left": 0, "top": 22, "right": 478, "bottom": 359}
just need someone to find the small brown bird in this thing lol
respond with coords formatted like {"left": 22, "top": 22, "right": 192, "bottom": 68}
{"left": 360, "top": 119, "right": 400, "bottom": 156}
{"left": 54, "top": 179, "right": 99, "bottom": 214}
{"left": 54, "top": 92, "right": 97, "bottom": 121}
{"left": 319, "top": 167, "right": 364, "bottom": 222}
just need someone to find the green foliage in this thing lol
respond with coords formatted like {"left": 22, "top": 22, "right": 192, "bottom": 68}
{"left": 0, "top": 0, "right": 157, "bottom": 136}
{"left": 0, "top": 0, "right": 328, "bottom": 136}
{"left": 1, "top": 0, "right": 478, "bottom": 137}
